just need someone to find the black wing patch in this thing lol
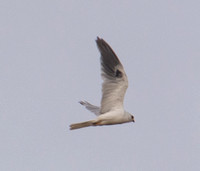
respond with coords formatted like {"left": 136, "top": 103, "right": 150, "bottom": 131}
{"left": 96, "top": 37, "right": 123, "bottom": 79}
{"left": 115, "top": 69, "right": 122, "bottom": 78}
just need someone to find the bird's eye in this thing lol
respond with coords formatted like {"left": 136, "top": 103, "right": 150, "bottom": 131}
{"left": 131, "top": 115, "right": 134, "bottom": 119}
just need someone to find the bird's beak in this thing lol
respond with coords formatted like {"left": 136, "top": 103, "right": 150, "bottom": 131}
{"left": 133, "top": 120, "right": 135, "bottom": 123}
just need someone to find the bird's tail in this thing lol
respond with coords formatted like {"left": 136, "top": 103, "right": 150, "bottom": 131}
{"left": 70, "top": 120, "right": 95, "bottom": 130}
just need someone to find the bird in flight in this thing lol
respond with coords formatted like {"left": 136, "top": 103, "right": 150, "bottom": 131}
{"left": 70, "top": 37, "right": 135, "bottom": 130}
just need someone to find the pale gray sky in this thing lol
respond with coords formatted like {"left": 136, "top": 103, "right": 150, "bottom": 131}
{"left": 1, "top": 0, "right": 200, "bottom": 170}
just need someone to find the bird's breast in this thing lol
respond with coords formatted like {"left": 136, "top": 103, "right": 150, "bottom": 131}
{"left": 97, "top": 110, "right": 128, "bottom": 125}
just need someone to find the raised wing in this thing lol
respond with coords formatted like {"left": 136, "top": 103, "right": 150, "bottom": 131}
{"left": 96, "top": 37, "right": 128, "bottom": 114}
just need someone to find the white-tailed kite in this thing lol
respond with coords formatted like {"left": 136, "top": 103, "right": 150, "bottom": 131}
{"left": 70, "top": 37, "right": 135, "bottom": 130}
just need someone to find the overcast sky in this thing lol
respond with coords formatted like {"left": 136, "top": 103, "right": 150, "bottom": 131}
{"left": 1, "top": 0, "right": 200, "bottom": 170}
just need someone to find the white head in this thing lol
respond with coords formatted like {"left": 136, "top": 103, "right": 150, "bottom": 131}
{"left": 125, "top": 111, "right": 135, "bottom": 123}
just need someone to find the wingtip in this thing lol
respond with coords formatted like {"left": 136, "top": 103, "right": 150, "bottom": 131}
{"left": 96, "top": 37, "right": 107, "bottom": 48}
{"left": 79, "top": 101, "right": 84, "bottom": 105}
{"left": 96, "top": 36, "right": 101, "bottom": 43}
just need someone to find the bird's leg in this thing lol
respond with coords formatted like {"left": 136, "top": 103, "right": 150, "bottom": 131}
{"left": 93, "top": 120, "right": 102, "bottom": 126}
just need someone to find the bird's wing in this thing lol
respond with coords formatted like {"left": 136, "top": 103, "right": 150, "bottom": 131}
{"left": 96, "top": 37, "right": 128, "bottom": 114}
{"left": 79, "top": 101, "right": 100, "bottom": 116}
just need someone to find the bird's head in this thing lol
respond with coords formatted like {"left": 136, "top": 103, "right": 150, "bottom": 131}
{"left": 125, "top": 111, "right": 135, "bottom": 122}
{"left": 131, "top": 115, "right": 135, "bottom": 122}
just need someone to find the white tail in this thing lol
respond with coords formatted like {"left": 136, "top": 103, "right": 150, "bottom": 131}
{"left": 70, "top": 120, "right": 95, "bottom": 130}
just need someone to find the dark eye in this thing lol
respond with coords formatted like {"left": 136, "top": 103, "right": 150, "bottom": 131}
{"left": 131, "top": 115, "right": 134, "bottom": 119}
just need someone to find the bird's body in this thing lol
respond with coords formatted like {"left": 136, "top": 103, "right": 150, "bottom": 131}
{"left": 70, "top": 109, "right": 132, "bottom": 130}
{"left": 70, "top": 37, "right": 134, "bottom": 130}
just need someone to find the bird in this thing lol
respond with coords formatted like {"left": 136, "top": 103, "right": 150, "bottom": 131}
{"left": 70, "top": 37, "right": 135, "bottom": 130}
